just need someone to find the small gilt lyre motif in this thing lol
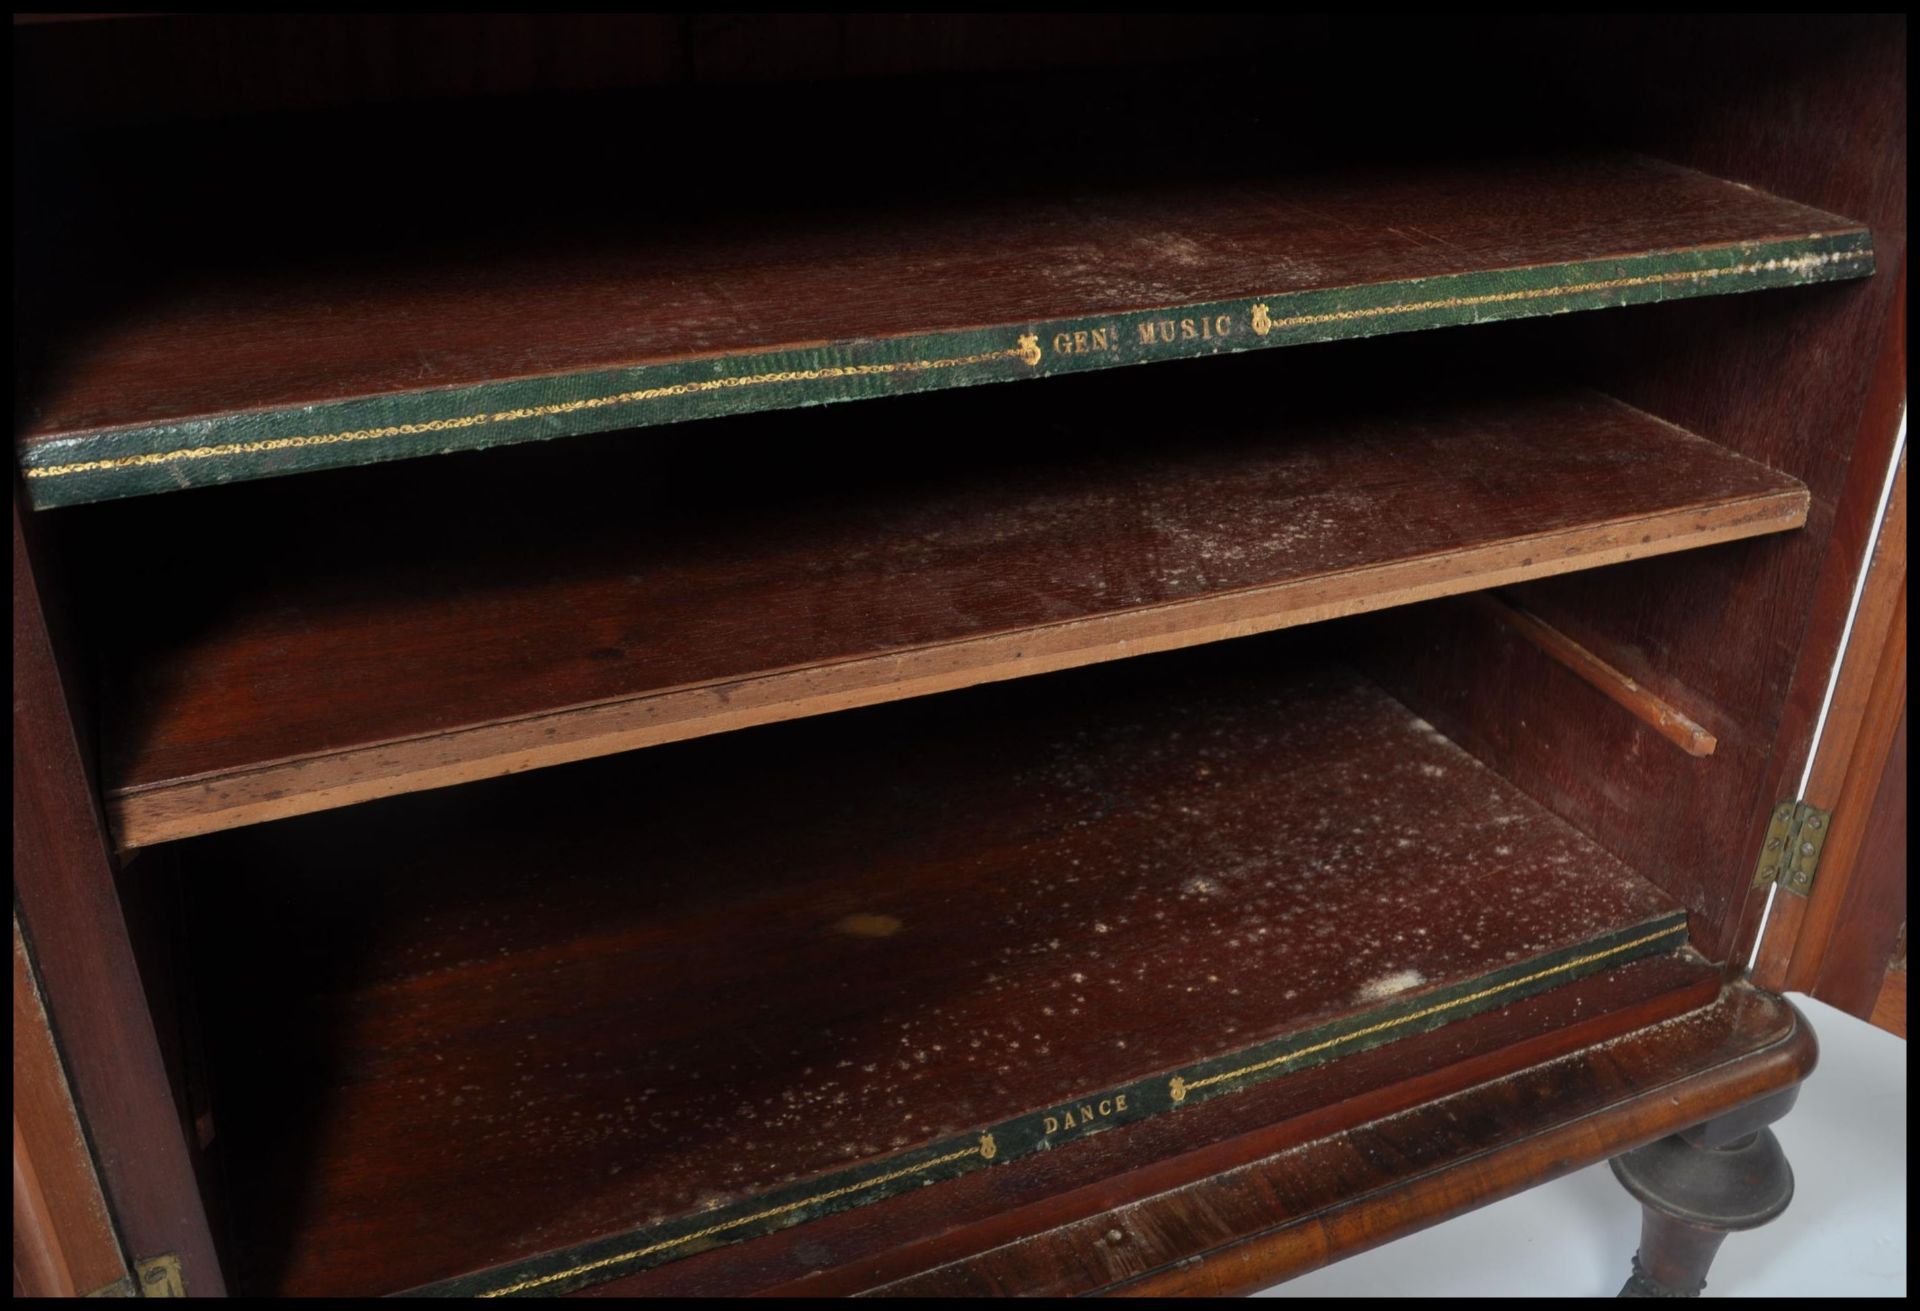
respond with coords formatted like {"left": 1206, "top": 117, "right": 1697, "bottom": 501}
{"left": 979, "top": 1133, "right": 998, "bottom": 1160}
{"left": 1016, "top": 333, "right": 1043, "bottom": 366}
{"left": 1250, "top": 303, "right": 1273, "bottom": 336}
{"left": 1169, "top": 1075, "right": 1188, "bottom": 1104}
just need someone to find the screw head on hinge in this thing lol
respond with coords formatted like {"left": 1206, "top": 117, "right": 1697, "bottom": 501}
{"left": 132, "top": 1254, "right": 184, "bottom": 1297}
{"left": 1779, "top": 802, "right": 1833, "bottom": 897}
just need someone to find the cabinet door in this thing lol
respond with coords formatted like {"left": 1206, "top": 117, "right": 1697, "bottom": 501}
{"left": 1756, "top": 453, "right": 1907, "bottom": 1034}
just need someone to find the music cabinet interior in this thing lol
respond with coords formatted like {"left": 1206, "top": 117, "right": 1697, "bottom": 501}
{"left": 12, "top": 15, "right": 1905, "bottom": 1301}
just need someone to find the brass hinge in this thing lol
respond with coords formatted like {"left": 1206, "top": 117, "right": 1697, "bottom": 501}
{"left": 1750, "top": 800, "right": 1832, "bottom": 896}
{"left": 133, "top": 1255, "right": 185, "bottom": 1298}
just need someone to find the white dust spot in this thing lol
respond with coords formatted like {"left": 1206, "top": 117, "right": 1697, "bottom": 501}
{"left": 1356, "top": 968, "right": 1427, "bottom": 1002}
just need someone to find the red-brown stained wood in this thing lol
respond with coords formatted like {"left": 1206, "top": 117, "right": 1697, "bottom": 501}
{"left": 12, "top": 16, "right": 1903, "bottom": 1302}
{"left": 1869, "top": 962, "right": 1906, "bottom": 1038}
{"left": 11, "top": 499, "right": 223, "bottom": 1294}
{"left": 1352, "top": 16, "right": 1905, "bottom": 967}
{"left": 575, "top": 954, "right": 1720, "bottom": 1299}
{"left": 1758, "top": 459, "right": 1907, "bottom": 998}
{"left": 87, "top": 385, "right": 1806, "bottom": 847}
{"left": 552, "top": 976, "right": 1790, "bottom": 1297}
{"left": 12, "top": 918, "right": 129, "bottom": 1299}
{"left": 1809, "top": 700, "right": 1909, "bottom": 1019}
{"left": 182, "top": 650, "right": 1692, "bottom": 1296}
{"left": 860, "top": 985, "right": 1813, "bottom": 1298}
{"left": 1469, "top": 593, "right": 1718, "bottom": 757}
{"left": 16, "top": 154, "right": 1862, "bottom": 451}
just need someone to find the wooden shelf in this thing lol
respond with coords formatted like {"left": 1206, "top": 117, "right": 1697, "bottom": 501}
{"left": 181, "top": 650, "right": 1709, "bottom": 1297}
{"left": 18, "top": 152, "right": 1867, "bottom": 507}
{"left": 92, "top": 381, "right": 1808, "bottom": 848}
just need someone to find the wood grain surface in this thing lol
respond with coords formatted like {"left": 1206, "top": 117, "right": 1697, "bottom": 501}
{"left": 12, "top": 918, "right": 129, "bottom": 1298}
{"left": 15, "top": 147, "right": 1866, "bottom": 504}
{"left": 11, "top": 499, "right": 224, "bottom": 1293}
{"left": 86, "top": 384, "right": 1807, "bottom": 848}
{"left": 863, "top": 984, "right": 1812, "bottom": 1298}
{"left": 1359, "top": 15, "right": 1905, "bottom": 967}
{"left": 1758, "top": 457, "right": 1907, "bottom": 1000}
{"left": 181, "top": 647, "right": 1692, "bottom": 1296}
{"left": 9, "top": 14, "right": 1901, "bottom": 1304}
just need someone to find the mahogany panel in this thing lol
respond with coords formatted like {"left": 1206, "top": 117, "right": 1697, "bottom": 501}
{"left": 1758, "top": 457, "right": 1907, "bottom": 993}
{"left": 181, "top": 647, "right": 1690, "bottom": 1296}
{"left": 1810, "top": 702, "right": 1909, "bottom": 1019}
{"left": 12, "top": 918, "right": 128, "bottom": 1298}
{"left": 86, "top": 383, "right": 1806, "bottom": 847}
{"left": 1365, "top": 14, "right": 1906, "bottom": 964}
{"left": 1869, "top": 960, "right": 1906, "bottom": 1039}
{"left": 11, "top": 499, "right": 223, "bottom": 1293}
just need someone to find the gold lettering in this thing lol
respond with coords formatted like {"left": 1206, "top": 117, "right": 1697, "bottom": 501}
{"left": 1180, "top": 318, "right": 1198, "bottom": 339}
{"left": 1157, "top": 321, "right": 1176, "bottom": 343}
{"left": 1215, "top": 315, "right": 1232, "bottom": 337}
{"left": 1137, "top": 322, "right": 1158, "bottom": 346}
{"left": 1069, "top": 330, "right": 1087, "bottom": 352}
{"left": 1052, "top": 332, "right": 1072, "bottom": 355}
{"left": 1043, "top": 1092, "right": 1133, "bottom": 1137}
{"left": 1089, "top": 327, "right": 1110, "bottom": 351}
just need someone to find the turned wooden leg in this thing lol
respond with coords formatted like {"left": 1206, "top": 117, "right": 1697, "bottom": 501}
{"left": 1610, "top": 1087, "right": 1799, "bottom": 1297}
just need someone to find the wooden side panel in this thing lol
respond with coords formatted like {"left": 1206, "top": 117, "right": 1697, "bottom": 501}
{"left": 12, "top": 497, "right": 224, "bottom": 1294}
{"left": 1368, "top": 16, "right": 1907, "bottom": 963}
{"left": 13, "top": 919, "right": 128, "bottom": 1299}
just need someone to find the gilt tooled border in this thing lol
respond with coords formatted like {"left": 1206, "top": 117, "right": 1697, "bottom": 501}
{"left": 21, "top": 232, "right": 1872, "bottom": 507}
{"left": 404, "top": 914, "right": 1689, "bottom": 1298}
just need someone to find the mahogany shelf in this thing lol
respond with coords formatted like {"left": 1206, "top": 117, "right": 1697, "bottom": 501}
{"left": 181, "top": 647, "right": 1709, "bottom": 1297}
{"left": 17, "top": 153, "right": 1867, "bottom": 507}
{"left": 90, "top": 381, "right": 1808, "bottom": 848}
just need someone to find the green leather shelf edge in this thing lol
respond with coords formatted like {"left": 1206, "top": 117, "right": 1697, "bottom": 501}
{"left": 400, "top": 913, "right": 1690, "bottom": 1298}
{"left": 20, "top": 232, "right": 1872, "bottom": 509}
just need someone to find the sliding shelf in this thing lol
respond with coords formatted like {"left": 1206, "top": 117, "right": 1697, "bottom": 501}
{"left": 183, "top": 648, "right": 1715, "bottom": 1297}
{"left": 94, "top": 382, "right": 1807, "bottom": 848}
{"left": 19, "top": 154, "right": 1868, "bottom": 507}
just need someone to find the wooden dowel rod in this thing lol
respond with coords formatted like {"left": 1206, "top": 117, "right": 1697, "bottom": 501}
{"left": 1472, "top": 593, "right": 1718, "bottom": 758}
